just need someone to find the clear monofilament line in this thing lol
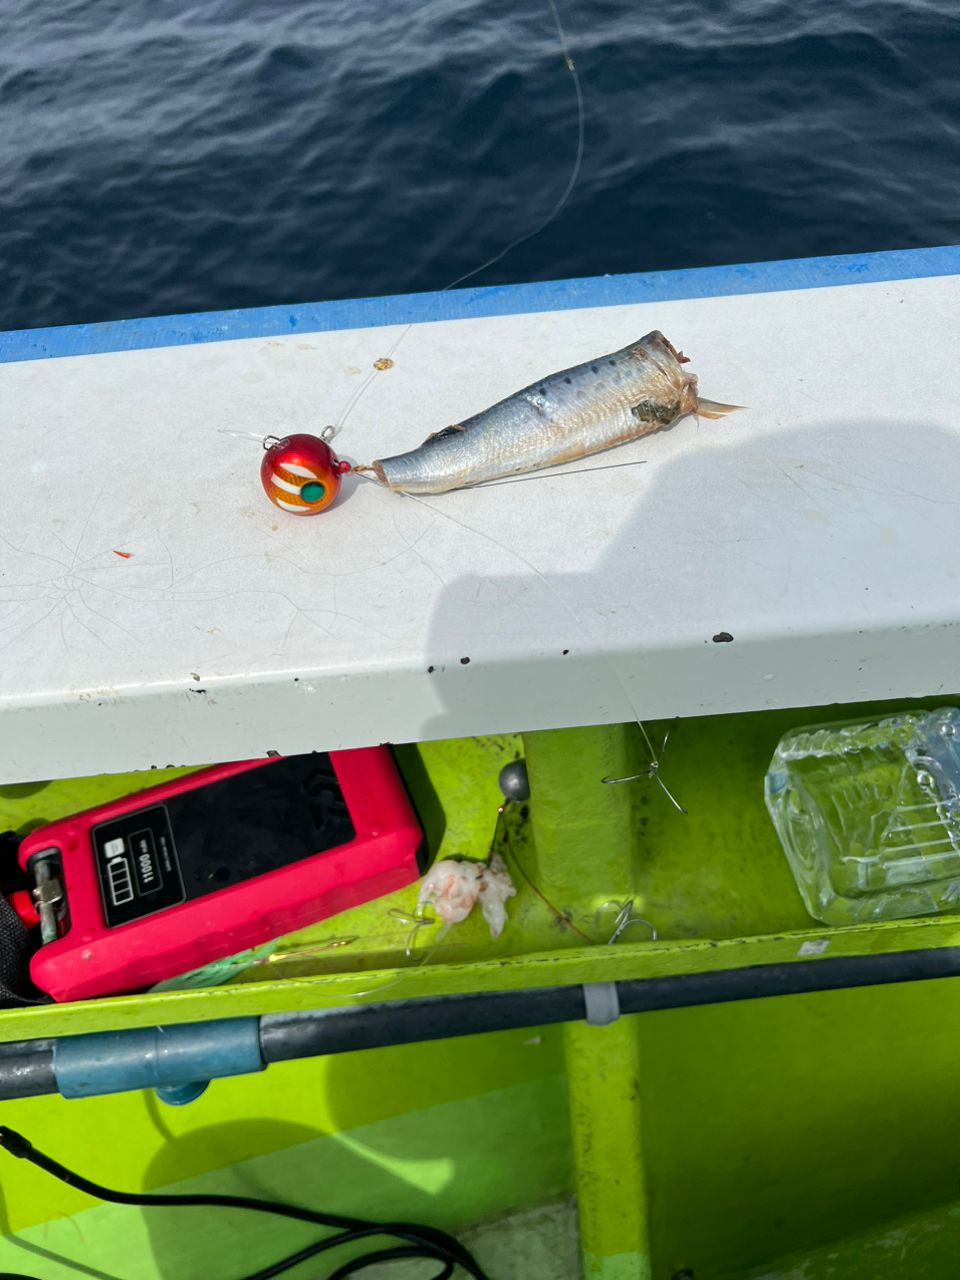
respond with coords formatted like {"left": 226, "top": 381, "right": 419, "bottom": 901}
{"left": 397, "top": 490, "right": 689, "bottom": 814}
{"left": 217, "top": 428, "right": 270, "bottom": 443}
{"left": 331, "top": 0, "right": 585, "bottom": 441}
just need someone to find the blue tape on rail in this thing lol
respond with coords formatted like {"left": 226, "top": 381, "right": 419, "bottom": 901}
{"left": 53, "top": 1017, "right": 264, "bottom": 1099}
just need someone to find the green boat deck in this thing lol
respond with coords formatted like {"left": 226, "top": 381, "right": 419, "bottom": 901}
{"left": 4, "top": 705, "right": 960, "bottom": 1278}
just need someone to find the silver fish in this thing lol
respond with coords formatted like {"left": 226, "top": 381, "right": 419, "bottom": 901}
{"left": 356, "top": 331, "right": 738, "bottom": 495}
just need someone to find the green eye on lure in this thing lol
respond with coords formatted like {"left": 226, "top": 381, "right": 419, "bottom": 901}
{"left": 260, "top": 432, "right": 351, "bottom": 515}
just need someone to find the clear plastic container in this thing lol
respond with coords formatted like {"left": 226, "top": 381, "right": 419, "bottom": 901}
{"left": 765, "top": 707, "right": 960, "bottom": 925}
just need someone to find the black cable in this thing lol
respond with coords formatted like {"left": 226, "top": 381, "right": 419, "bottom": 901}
{"left": 327, "top": 1248, "right": 454, "bottom": 1279}
{"left": 239, "top": 1223, "right": 463, "bottom": 1280}
{"left": 0, "top": 1127, "right": 488, "bottom": 1280}
{"left": 240, "top": 1231, "right": 374, "bottom": 1280}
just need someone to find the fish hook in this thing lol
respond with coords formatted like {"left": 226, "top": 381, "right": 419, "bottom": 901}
{"left": 388, "top": 906, "right": 438, "bottom": 960}
{"left": 595, "top": 898, "right": 658, "bottom": 945}
{"left": 601, "top": 720, "right": 687, "bottom": 814}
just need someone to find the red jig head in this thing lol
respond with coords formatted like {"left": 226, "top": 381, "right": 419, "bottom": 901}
{"left": 261, "top": 432, "right": 351, "bottom": 516}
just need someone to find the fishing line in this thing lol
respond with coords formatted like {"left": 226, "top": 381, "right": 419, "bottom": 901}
{"left": 241, "top": 906, "right": 450, "bottom": 1006}
{"left": 466, "top": 456, "right": 646, "bottom": 490}
{"left": 252, "top": 0, "right": 675, "bottom": 812}
{"left": 500, "top": 820, "right": 594, "bottom": 943}
{"left": 396, "top": 489, "right": 687, "bottom": 814}
{"left": 330, "top": 0, "right": 585, "bottom": 440}
{"left": 349, "top": 455, "right": 647, "bottom": 495}
{"left": 217, "top": 428, "right": 269, "bottom": 443}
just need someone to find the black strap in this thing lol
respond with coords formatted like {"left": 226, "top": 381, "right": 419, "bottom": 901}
{"left": 0, "top": 832, "right": 46, "bottom": 1007}
{"left": 0, "top": 892, "right": 45, "bottom": 1006}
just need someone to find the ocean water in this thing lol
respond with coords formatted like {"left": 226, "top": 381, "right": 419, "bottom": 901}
{"left": 1, "top": 0, "right": 958, "bottom": 331}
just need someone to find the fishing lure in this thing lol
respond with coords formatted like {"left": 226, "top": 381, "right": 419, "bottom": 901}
{"left": 260, "top": 431, "right": 351, "bottom": 515}
{"left": 355, "top": 331, "right": 738, "bottom": 495}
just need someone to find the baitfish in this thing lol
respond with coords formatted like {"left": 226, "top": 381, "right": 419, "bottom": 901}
{"left": 356, "top": 331, "right": 738, "bottom": 495}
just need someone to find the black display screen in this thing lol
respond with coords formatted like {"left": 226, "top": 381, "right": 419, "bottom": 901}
{"left": 91, "top": 755, "right": 355, "bottom": 927}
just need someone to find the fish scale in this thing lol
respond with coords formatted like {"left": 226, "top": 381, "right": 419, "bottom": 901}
{"left": 357, "top": 330, "right": 738, "bottom": 494}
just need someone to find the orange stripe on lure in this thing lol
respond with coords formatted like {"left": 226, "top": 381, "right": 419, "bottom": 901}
{"left": 260, "top": 433, "right": 352, "bottom": 516}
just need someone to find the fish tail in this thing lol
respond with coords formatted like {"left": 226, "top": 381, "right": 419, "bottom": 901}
{"left": 696, "top": 398, "right": 744, "bottom": 420}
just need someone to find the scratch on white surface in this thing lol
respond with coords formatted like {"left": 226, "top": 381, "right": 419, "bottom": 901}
{"left": 799, "top": 460, "right": 960, "bottom": 506}
{"left": 0, "top": 495, "right": 161, "bottom": 657}
{"left": 0, "top": 486, "right": 470, "bottom": 670}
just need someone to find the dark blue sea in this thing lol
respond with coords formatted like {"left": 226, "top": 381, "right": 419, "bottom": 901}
{"left": 1, "top": 0, "right": 957, "bottom": 332}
